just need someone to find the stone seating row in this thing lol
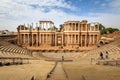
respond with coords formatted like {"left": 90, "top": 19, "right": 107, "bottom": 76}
{"left": 0, "top": 40, "right": 34, "bottom": 66}
{"left": 97, "top": 60, "right": 120, "bottom": 67}
{"left": 78, "top": 39, "right": 120, "bottom": 61}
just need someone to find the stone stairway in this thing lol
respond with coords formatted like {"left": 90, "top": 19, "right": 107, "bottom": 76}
{"left": 47, "top": 62, "right": 68, "bottom": 80}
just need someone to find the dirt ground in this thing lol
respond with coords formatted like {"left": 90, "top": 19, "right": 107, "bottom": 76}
{"left": 0, "top": 60, "right": 54, "bottom": 80}
{"left": 63, "top": 60, "right": 120, "bottom": 80}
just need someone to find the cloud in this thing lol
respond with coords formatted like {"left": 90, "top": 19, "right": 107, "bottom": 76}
{"left": 0, "top": 0, "right": 76, "bottom": 31}
{"left": 0, "top": 0, "right": 120, "bottom": 31}
{"left": 109, "top": 0, "right": 120, "bottom": 8}
{"left": 108, "top": 0, "right": 120, "bottom": 12}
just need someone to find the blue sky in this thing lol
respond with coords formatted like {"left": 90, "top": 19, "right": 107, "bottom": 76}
{"left": 0, "top": 0, "right": 120, "bottom": 31}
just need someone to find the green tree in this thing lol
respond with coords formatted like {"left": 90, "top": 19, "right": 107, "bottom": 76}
{"left": 99, "top": 24, "right": 107, "bottom": 34}
{"left": 106, "top": 27, "right": 119, "bottom": 33}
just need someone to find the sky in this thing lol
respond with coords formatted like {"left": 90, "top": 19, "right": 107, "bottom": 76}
{"left": 0, "top": 0, "right": 120, "bottom": 31}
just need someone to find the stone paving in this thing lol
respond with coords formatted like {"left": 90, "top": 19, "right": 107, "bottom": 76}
{"left": 47, "top": 62, "right": 68, "bottom": 80}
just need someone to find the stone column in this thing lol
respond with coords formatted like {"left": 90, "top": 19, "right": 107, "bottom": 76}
{"left": 73, "top": 23, "right": 74, "bottom": 31}
{"left": 36, "top": 34, "right": 38, "bottom": 46}
{"left": 67, "top": 34, "right": 68, "bottom": 44}
{"left": 39, "top": 33, "right": 41, "bottom": 45}
{"left": 75, "top": 23, "right": 76, "bottom": 31}
{"left": 93, "top": 35, "right": 94, "bottom": 44}
{"left": 86, "top": 24, "right": 87, "bottom": 31}
{"left": 28, "top": 34, "right": 29, "bottom": 45}
{"left": 42, "top": 34, "right": 44, "bottom": 44}
{"left": 81, "top": 35, "right": 82, "bottom": 47}
{"left": 94, "top": 24, "right": 96, "bottom": 31}
{"left": 24, "top": 34, "right": 26, "bottom": 43}
{"left": 45, "top": 34, "right": 46, "bottom": 43}
{"left": 70, "top": 34, "right": 72, "bottom": 44}
{"left": 32, "top": 34, "right": 33, "bottom": 46}
{"left": 41, "top": 34, "right": 42, "bottom": 44}
{"left": 47, "top": 34, "right": 49, "bottom": 44}
{"left": 78, "top": 34, "right": 79, "bottom": 45}
{"left": 74, "top": 34, "right": 75, "bottom": 44}
{"left": 77, "top": 34, "right": 79, "bottom": 44}
{"left": 46, "top": 34, "right": 48, "bottom": 44}
{"left": 75, "top": 34, "right": 77, "bottom": 44}
{"left": 62, "top": 33, "right": 63, "bottom": 46}
{"left": 89, "top": 35, "right": 91, "bottom": 45}
{"left": 72, "top": 34, "right": 74, "bottom": 44}
{"left": 73, "top": 34, "right": 74, "bottom": 44}
{"left": 55, "top": 33, "right": 57, "bottom": 46}
{"left": 85, "top": 35, "right": 87, "bottom": 46}
{"left": 96, "top": 35, "right": 99, "bottom": 44}
{"left": 81, "top": 24, "right": 83, "bottom": 31}
{"left": 68, "top": 34, "right": 70, "bottom": 44}
{"left": 50, "top": 34, "right": 51, "bottom": 45}
{"left": 70, "top": 23, "right": 71, "bottom": 31}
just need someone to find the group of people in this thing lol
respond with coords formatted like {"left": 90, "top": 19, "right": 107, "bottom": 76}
{"left": 100, "top": 51, "right": 109, "bottom": 59}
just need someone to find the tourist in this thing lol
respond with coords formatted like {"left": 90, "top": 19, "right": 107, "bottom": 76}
{"left": 105, "top": 51, "right": 109, "bottom": 59}
{"left": 62, "top": 56, "right": 64, "bottom": 61}
{"left": 100, "top": 52, "right": 103, "bottom": 59}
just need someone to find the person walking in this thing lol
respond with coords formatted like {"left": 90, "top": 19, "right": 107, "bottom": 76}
{"left": 100, "top": 52, "right": 103, "bottom": 59}
{"left": 105, "top": 51, "right": 109, "bottom": 59}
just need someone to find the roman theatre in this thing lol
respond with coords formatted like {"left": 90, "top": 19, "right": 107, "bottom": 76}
{"left": 17, "top": 20, "right": 100, "bottom": 51}
{"left": 1, "top": 20, "right": 120, "bottom": 80}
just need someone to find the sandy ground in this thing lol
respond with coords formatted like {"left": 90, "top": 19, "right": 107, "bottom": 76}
{"left": 0, "top": 60, "right": 55, "bottom": 80}
{"left": 63, "top": 60, "right": 120, "bottom": 80}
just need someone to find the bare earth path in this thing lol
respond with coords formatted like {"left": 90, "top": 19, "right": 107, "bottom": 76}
{"left": 47, "top": 62, "right": 68, "bottom": 80}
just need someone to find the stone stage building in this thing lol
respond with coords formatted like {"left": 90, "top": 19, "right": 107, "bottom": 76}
{"left": 17, "top": 20, "right": 100, "bottom": 51}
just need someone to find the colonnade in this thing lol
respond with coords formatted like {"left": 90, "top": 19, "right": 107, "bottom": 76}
{"left": 64, "top": 23, "right": 80, "bottom": 31}
{"left": 17, "top": 20, "right": 100, "bottom": 48}
{"left": 64, "top": 34, "right": 99, "bottom": 46}
{"left": 39, "top": 21, "right": 54, "bottom": 30}
{"left": 64, "top": 22, "right": 99, "bottom": 31}
{"left": 19, "top": 33, "right": 57, "bottom": 46}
